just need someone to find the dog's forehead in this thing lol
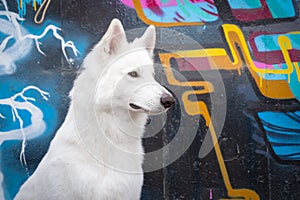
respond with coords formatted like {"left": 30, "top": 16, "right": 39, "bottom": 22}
{"left": 118, "top": 49, "right": 154, "bottom": 71}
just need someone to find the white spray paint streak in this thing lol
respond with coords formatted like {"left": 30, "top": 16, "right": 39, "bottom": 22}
{"left": 1, "top": 0, "right": 11, "bottom": 21}
{"left": 0, "top": 11, "right": 32, "bottom": 75}
{"left": 0, "top": 86, "right": 50, "bottom": 166}
{"left": 0, "top": 35, "right": 13, "bottom": 52}
{"left": 0, "top": 5, "right": 80, "bottom": 75}
{"left": 0, "top": 113, "right": 5, "bottom": 119}
{"left": 0, "top": 10, "right": 25, "bottom": 40}
{"left": 23, "top": 25, "right": 80, "bottom": 63}
{"left": 0, "top": 2, "right": 77, "bottom": 195}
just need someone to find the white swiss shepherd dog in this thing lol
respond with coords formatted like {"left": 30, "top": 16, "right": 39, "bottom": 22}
{"left": 15, "top": 19, "right": 174, "bottom": 200}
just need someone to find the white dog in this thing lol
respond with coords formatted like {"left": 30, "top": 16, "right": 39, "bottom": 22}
{"left": 14, "top": 19, "right": 174, "bottom": 200}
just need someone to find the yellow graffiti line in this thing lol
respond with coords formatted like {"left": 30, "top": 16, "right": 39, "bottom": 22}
{"left": 222, "top": 24, "right": 294, "bottom": 86}
{"left": 182, "top": 91, "right": 209, "bottom": 124}
{"left": 34, "top": 0, "right": 37, "bottom": 11}
{"left": 159, "top": 29, "right": 260, "bottom": 199}
{"left": 159, "top": 53, "right": 214, "bottom": 92}
{"left": 208, "top": 120, "right": 260, "bottom": 200}
{"left": 221, "top": 24, "right": 295, "bottom": 99}
{"left": 278, "top": 35, "right": 294, "bottom": 83}
{"left": 159, "top": 26, "right": 297, "bottom": 99}
{"left": 132, "top": 0, "right": 204, "bottom": 27}
{"left": 289, "top": 31, "right": 300, "bottom": 34}
{"left": 182, "top": 91, "right": 259, "bottom": 199}
{"left": 294, "top": 62, "right": 300, "bottom": 82}
{"left": 159, "top": 47, "right": 243, "bottom": 74}
{"left": 164, "top": 65, "right": 214, "bottom": 90}
{"left": 19, "top": 0, "right": 37, "bottom": 11}
{"left": 168, "top": 48, "right": 227, "bottom": 58}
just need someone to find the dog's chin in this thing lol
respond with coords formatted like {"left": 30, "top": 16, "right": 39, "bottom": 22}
{"left": 129, "top": 103, "right": 164, "bottom": 115}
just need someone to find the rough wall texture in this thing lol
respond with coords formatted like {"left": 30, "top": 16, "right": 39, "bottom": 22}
{"left": 0, "top": 0, "right": 299, "bottom": 199}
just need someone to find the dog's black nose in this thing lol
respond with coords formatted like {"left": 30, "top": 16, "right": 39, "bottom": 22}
{"left": 160, "top": 93, "right": 175, "bottom": 109}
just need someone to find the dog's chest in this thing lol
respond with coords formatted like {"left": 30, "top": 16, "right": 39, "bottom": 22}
{"left": 69, "top": 161, "right": 143, "bottom": 199}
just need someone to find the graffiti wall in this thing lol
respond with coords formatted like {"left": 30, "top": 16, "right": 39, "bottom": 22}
{"left": 0, "top": 0, "right": 299, "bottom": 199}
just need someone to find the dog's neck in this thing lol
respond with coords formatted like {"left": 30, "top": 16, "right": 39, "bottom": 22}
{"left": 53, "top": 68, "right": 148, "bottom": 170}
{"left": 66, "top": 98, "right": 147, "bottom": 147}
{"left": 50, "top": 105, "right": 144, "bottom": 173}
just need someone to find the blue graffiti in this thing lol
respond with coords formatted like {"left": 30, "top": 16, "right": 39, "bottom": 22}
{"left": 0, "top": 10, "right": 79, "bottom": 75}
{"left": 0, "top": 4, "right": 84, "bottom": 199}
{"left": 0, "top": 79, "right": 59, "bottom": 199}
{"left": 16, "top": 0, "right": 43, "bottom": 18}
{"left": 227, "top": 0, "right": 262, "bottom": 9}
{"left": 227, "top": 0, "right": 296, "bottom": 18}
{"left": 258, "top": 111, "right": 300, "bottom": 161}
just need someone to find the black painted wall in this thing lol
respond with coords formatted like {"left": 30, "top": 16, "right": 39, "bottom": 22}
{"left": 0, "top": 0, "right": 299, "bottom": 199}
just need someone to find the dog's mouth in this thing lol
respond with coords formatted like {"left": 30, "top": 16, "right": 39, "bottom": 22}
{"left": 129, "top": 103, "right": 150, "bottom": 113}
{"left": 129, "top": 103, "right": 142, "bottom": 110}
{"left": 129, "top": 103, "right": 165, "bottom": 115}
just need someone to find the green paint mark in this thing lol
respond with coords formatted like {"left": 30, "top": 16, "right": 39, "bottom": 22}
{"left": 266, "top": 0, "right": 295, "bottom": 18}
{"left": 176, "top": 0, "right": 191, "bottom": 18}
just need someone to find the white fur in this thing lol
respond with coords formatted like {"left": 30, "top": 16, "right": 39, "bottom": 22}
{"left": 14, "top": 19, "right": 173, "bottom": 200}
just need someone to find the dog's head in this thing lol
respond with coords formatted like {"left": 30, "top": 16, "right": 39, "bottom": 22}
{"left": 85, "top": 19, "right": 174, "bottom": 115}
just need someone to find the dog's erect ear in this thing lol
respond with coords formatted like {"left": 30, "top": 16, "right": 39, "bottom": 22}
{"left": 102, "top": 19, "right": 126, "bottom": 55}
{"left": 136, "top": 25, "right": 156, "bottom": 56}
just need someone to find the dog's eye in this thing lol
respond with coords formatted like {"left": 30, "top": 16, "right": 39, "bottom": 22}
{"left": 128, "top": 71, "right": 138, "bottom": 78}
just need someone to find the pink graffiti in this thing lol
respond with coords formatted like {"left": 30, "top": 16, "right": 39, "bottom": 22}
{"left": 253, "top": 61, "right": 284, "bottom": 70}
{"left": 120, "top": 0, "right": 209, "bottom": 8}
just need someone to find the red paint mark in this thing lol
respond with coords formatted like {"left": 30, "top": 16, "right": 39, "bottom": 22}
{"left": 176, "top": 57, "right": 211, "bottom": 71}
{"left": 209, "top": 189, "right": 213, "bottom": 200}
{"left": 231, "top": 8, "right": 272, "bottom": 21}
{"left": 251, "top": 49, "right": 300, "bottom": 64}
{"left": 146, "top": 0, "right": 164, "bottom": 16}
{"left": 173, "top": 17, "right": 181, "bottom": 22}
{"left": 201, "top": 7, "right": 219, "bottom": 16}
{"left": 260, "top": 0, "right": 273, "bottom": 17}
{"left": 207, "top": 4, "right": 214, "bottom": 9}
{"left": 248, "top": 31, "right": 300, "bottom": 64}
{"left": 122, "top": 0, "right": 210, "bottom": 8}
{"left": 229, "top": 0, "right": 272, "bottom": 22}
{"left": 175, "top": 11, "right": 185, "bottom": 20}
{"left": 204, "top": 0, "right": 215, "bottom": 6}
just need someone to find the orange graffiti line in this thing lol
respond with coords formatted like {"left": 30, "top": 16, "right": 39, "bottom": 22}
{"left": 182, "top": 92, "right": 259, "bottom": 199}
{"left": 221, "top": 24, "right": 295, "bottom": 99}
{"left": 158, "top": 48, "right": 243, "bottom": 73}
{"left": 160, "top": 48, "right": 259, "bottom": 199}
{"left": 132, "top": 0, "right": 204, "bottom": 27}
{"left": 34, "top": 0, "right": 36, "bottom": 11}
{"left": 19, "top": 0, "right": 37, "bottom": 12}
{"left": 182, "top": 91, "right": 210, "bottom": 124}
{"left": 158, "top": 52, "right": 214, "bottom": 92}
{"left": 159, "top": 29, "right": 296, "bottom": 99}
